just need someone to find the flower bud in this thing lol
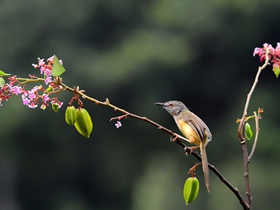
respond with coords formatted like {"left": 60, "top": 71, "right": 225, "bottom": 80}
{"left": 183, "top": 177, "right": 200, "bottom": 205}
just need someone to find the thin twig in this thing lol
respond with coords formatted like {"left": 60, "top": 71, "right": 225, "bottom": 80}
{"left": 237, "top": 48, "right": 270, "bottom": 208}
{"left": 248, "top": 111, "right": 261, "bottom": 161}
{"left": 237, "top": 49, "right": 269, "bottom": 139}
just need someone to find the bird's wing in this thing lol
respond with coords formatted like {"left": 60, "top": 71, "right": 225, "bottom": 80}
{"left": 185, "top": 118, "right": 206, "bottom": 142}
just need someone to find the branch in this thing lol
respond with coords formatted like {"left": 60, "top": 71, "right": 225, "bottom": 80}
{"left": 209, "top": 164, "right": 250, "bottom": 210}
{"left": 60, "top": 83, "right": 192, "bottom": 143}
{"left": 59, "top": 82, "right": 248, "bottom": 208}
{"left": 237, "top": 49, "right": 269, "bottom": 139}
{"left": 248, "top": 109, "right": 262, "bottom": 161}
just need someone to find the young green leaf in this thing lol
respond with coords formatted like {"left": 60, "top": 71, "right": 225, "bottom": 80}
{"left": 273, "top": 65, "right": 280, "bottom": 78}
{"left": 52, "top": 55, "right": 66, "bottom": 77}
{"left": 0, "top": 70, "right": 11, "bottom": 77}
{"left": 0, "top": 77, "right": 5, "bottom": 87}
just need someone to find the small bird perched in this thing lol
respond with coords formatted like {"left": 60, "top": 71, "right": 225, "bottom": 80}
{"left": 155, "top": 100, "right": 212, "bottom": 192}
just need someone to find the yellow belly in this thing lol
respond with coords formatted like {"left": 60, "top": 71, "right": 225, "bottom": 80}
{"left": 177, "top": 119, "right": 201, "bottom": 145}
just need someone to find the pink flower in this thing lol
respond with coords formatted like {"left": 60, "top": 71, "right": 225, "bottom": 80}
{"left": 115, "top": 121, "right": 122, "bottom": 128}
{"left": 41, "top": 94, "right": 50, "bottom": 103}
{"left": 38, "top": 58, "right": 45, "bottom": 66}
{"left": 10, "top": 86, "right": 22, "bottom": 95}
{"left": 28, "top": 102, "right": 37, "bottom": 109}
{"left": 22, "top": 97, "right": 30, "bottom": 106}
{"left": 47, "top": 56, "right": 54, "bottom": 63}
{"left": 44, "top": 76, "right": 52, "bottom": 85}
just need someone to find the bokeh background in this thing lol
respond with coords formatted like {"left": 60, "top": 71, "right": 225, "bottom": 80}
{"left": 0, "top": 0, "right": 280, "bottom": 209}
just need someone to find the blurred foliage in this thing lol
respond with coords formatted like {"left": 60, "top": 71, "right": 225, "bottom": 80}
{"left": 0, "top": 0, "right": 280, "bottom": 209}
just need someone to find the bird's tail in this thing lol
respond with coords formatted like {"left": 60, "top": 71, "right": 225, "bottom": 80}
{"left": 200, "top": 139, "right": 210, "bottom": 192}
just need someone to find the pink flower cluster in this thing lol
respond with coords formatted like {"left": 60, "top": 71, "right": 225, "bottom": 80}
{"left": 21, "top": 85, "right": 63, "bottom": 110}
{"left": 0, "top": 56, "right": 63, "bottom": 109}
{"left": 0, "top": 76, "right": 22, "bottom": 106}
{"left": 253, "top": 43, "right": 280, "bottom": 68}
{"left": 32, "top": 56, "right": 62, "bottom": 85}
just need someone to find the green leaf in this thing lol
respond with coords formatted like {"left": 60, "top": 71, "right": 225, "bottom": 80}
{"left": 52, "top": 55, "right": 66, "bottom": 77}
{"left": 0, "top": 77, "right": 5, "bottom": 87}
{"left": 0, "top": 70, "right": 11, "bottom": 77}
{"left": 273, "top": 65, "right": 280, "bottom": 78}
{"left": 245, "top": 123, "right": 253, "bottom": 140}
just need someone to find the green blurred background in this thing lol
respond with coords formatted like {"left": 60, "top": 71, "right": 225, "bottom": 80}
{"left": 0, "top": 0, "right": 280, "bottom": 209}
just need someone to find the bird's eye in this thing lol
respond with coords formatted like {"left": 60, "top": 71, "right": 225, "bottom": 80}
{"left": 169, "top": 103, "right": 173, "bottom": 107}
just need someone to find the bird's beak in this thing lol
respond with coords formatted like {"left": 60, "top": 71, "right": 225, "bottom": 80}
{"left": 155, "top": 102, "right": 165, "bottom": 106}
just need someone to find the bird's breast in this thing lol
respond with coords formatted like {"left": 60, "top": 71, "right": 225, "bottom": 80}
{"left": 176, "top": 119, "right": 201, "bottom": 145}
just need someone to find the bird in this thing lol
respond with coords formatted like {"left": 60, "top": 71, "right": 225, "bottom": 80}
{"left": 155, "top": 100, "right": 212, "bottom": 192}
